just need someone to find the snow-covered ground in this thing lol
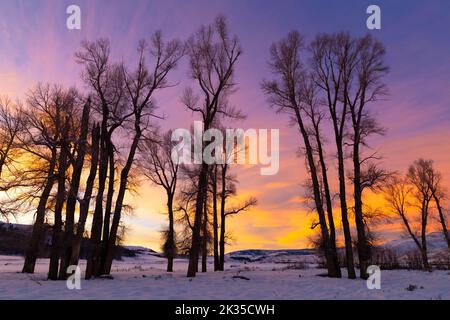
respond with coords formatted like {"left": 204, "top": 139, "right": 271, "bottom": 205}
{"left": 0, "top": 250, "right": 449, "bottom": 300}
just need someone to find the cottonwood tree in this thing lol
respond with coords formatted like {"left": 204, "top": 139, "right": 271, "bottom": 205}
{"left": 140, "top": 131, "right": 180, "bottom": 271}
{"left": 0, "top": 96, "right": 27, "bottom": 219}
{"left": 58, "top": 97, "right": 92, "bottom": 279}
{"left": 203, "top": 141, "right": 252, "bottom": 269}
{"left": 177, "top": 158, "right": 256, "bottom": 272}
{"left": 209, "top": 164, "right": 221, "bottom": 270}
{"left": 21, "top": 84, "right": 78, "bottom": 274}
{"left": 46, "top": 88, "right": 82, "bottom": 280}
{"left": 175, "top": 164, "right": 213, "bottom": 272}
{"left": 262, "top": 31, "right": 341, "bottom": 277}
{"left": 301, "top": 76, "right": 341, "bottom": 278}
{"left": 0, "top": 97, "right": 25, "bottom": 185}
{"left": 346, "top": 34, "right": 388, "bottom": 279}
{"left": 201, "top": 183, "right": 212, "bottom": 272}
{"left": 75, "top": 39, "right": 132, "bottom": 278}
{"left": 69, "top": 123, "right": 100, "bottom": 267}
{"left": 48, "top": 113, "right": 71, "bottom": 280}
{"left": 309, "top": 33, "right": 358, "bottom": 279}
{"left": 205, "top": 125, "right": 247, "bottom": 271}
{"left": 176, "top": 168, "right": 199, "bottom": 257}
{"left": 217, "top": 167, "right": 256, "bottom": 271}
{"left": 384, "top": 174, "right": 430, "bottom": 270}
{"left": 384, "top": 159, "right": 442, "bottom": 270}
{"left": 175, "top": 163, "right": 210, "bottom": 274}
{"left": 75, "top": 34, "right": 182, "bottom": 278}
{"left": 415, "top": 159, "right": 450, "bottom": 252}
{"left": 405, "top": 159, "right": 441, "bottom": 269}
{"left": 183, "top": 16, "right": 242, "bottom": 277}
{"left": 101, "top": 33, "right": 183, "bottom": 276}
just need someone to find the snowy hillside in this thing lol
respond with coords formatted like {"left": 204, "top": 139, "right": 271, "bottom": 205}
{"left": 383, "top": 232, "right": 449, "bottom": 264}
{"left": 227, "top": 249, "right": 317, "bottom": 264}
{"left": 385, "top": 232, "right": 448, "bottom": 252}
{"left": 0, "top": 221, "right": 32, "bottom": 232}
{"left": 121, "top": 246, "right": 161, "bottom": 257}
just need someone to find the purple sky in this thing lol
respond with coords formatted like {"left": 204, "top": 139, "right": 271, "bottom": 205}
{"left": 1, "top": 0, "right": 449, "bottom": 250}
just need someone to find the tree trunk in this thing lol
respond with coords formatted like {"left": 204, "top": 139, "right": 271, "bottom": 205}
{"left": 336, "top": 142, "right": 356, "bottom": 279}
{"left": 294, "top": 109, "right": 338, "bottom": 277}
{"left": 433, "top": 194, "right": 450, "bottom": 252}
{"left": 71, "top": 124, "right": 100, "bottom": 267}
{"left": 99, "top": 143, "right": 115, "bottom": 273}
{"left": 187, "top": 162, "right": 209, "bottom": 277}
{"left": 166, "top": 193, "right": 175, "bottom": 272}
{"left": 186, "top": 119, "right": 213, "bottom": 278}
{"left": 219, "top": 210, "right": 226, "bottom": 271}
{"left": 314, "top": 122, "right": 341, "bottom": 278}
{"left": 421, "top": 200, "right": 430, "bottom": 271}
{"left": 201, "top": 191, "right": 208, "bottom": 273}
{"left": 59, "top": 99, "right": 91, "bottom": 279}
{"left": 218, "top": 164, "right": 227, "bottom": 271}
{"left": 421, "top": 248, "right": 430, "bottom": 271}
{"left": 22, "top": 149, "right": 57, "bottom": 273}
{"left": 85, "top": 98, "right": 110, "bottom": 279}
{"left": 212, "top": 166, "right": 220, "bottom": 271}
{"left": 101, "top": 127, "right": 141, "bottom": 275}
{"left": 85, "top": 126, "right": 108, "bottom": 279}
{"left": 352, "top": 142, "right": 370, "bottom": 279}
{"left": 48, "top": 139, "right": 69, "bottom": 280}
{"left": 323, "top": 58, "right": 356, "bottom": 280}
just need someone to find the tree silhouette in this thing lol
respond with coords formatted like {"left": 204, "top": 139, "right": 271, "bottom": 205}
{"left": 262, "top": 31, "right": 341, "bottom": 278}
{"left": 140, "top": 131, "right": 180, "bottom": 272}
{"left": 183, "top": 16, "right": 242, "bottom": 278}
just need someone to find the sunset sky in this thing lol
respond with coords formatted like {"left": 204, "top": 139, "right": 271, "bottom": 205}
{"left": 1, "top": 0, "right": 449, "bottom": 252}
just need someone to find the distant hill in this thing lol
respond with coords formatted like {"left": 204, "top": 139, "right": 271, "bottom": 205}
{"left": 0, "top": 221, "right": 153, "bottom": 260}
{"left": 225, "top": 233, "right": 449, "bottom": 264}
{"left": 121, "top": 246, "right": 162, "bottom": 258}
{"left": 226, "top": 249, "right": 317, "bottom": 263}
{"left": 0, "top": 222, "right": 32, "bottom": 232}
{"left": 1, "top": 221, "right": 448, "bottom": 263}
{"left": 385, "top": 232, "right": 448, "bottom": 253}
{"left": 0, "top": 221, "right": 49, "bottom": 256}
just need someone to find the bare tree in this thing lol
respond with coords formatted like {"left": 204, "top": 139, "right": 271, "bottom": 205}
{"left": 43, "top": 87, "right": 81, "bottom": 280}
{"left": 175, "top": 167, "right": 199, "bottom": 260}
{"left": 406, "top": 159, "right": 434, "bottom": 270}
{"left": 70, "top": 123, "right": 100, "bottom": 266}
{"left": 21, "top": 84, "right": 76, "bottom": 274}
{"left": 140, "top": 131, "right": 179, "bottom": 271}
{"left": 101, "top": 33, "right": 183, "bottom": 276}
{"left": 384, "top": 174, "right": 430, "bottom": 270}
{"left": 412, "top": 159, "right": 450, "bottom": 252}
{"left": 434, "top": 199, "right": 450, "bottom": 250}
{"left": 0, "top": 97, "right": 25, "bottom": 185}
{"left": 183, "top": 16, "right": 242, "bottom": 277}
{"left": 346, "top": 34, "right": 388, "bottom": 279}
{"left": 209, "top": 164, "right": 221, "bottom": 270}
{"left": 48, "top": 116, "right": 71, "bottom": 280}
{"left": 219, "top": 188, "right": 256, "bottom": 270}
{"left": 58, "top": 97, "right": 92, "bottom": 279}
{"left": 262, "top": 31, "right": 340, "bottom": 277}
{"left": 309, "top": 33, "right": 358, "bottom": 279}
{"left": 301, "top": 77, "right": 341, "bottom": 278}
{"left": 201, "top": 184, "right": 210, "bottom": 272}
{"left": 0, "top": 97, "right": 28, "bottom": 219}
{"left": 76, "top": 39, "right": 130, "bottom": 279}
